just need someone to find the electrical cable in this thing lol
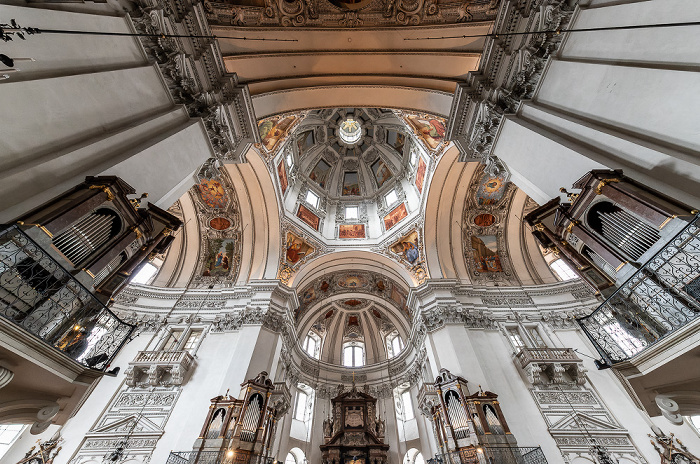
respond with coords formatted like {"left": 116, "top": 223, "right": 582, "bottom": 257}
{"left": 403, "top": 20, "right": 700, "bottom": 41}
{"left": 0, "top": 21, "right": 297, "bottom": 42}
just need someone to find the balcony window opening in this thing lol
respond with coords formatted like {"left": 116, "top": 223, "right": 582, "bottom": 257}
{"left": 529, "top": 328, "right": 547, "bottom": 348}
{"left": 76, "top": 325, "right": 108, "bottom": 365}
{"left": 346, "top": 206, "right": 358, "bottom": 220}
{"left": 183, "top": 329, "right": 203, "bottom": 354}
{"left": 306, "top": 190, "right": 319, "bottom": 209}
{"left": 550, "top": 259, "right": 577, "bottom": 282}
{"left": 162, "top": 329, "right": 184, "bottom": 351}
{"left": 385, "top": 190, "right": 398, "bottom": 207}
{"left": 343, "top": 342, "right": 364, "bottom": 368}
{"left": 507, "top": 328, "right": 525, "bottom": 350}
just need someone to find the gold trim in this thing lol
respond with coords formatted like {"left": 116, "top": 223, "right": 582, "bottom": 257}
{"left": 594, "top": 178, "right": 620, "bottom": 195}
{"left": 565, "top": 220, "right": 579, "bottom": 234}
{"left": 533, "top": 223, "right": 545, "bottom": 232}
{"left": 16, "top": 221, "right": 54, "bottom": 238}
{"left": 615, "top": 261, "right": 629, "bottom": 272}
{"left": 89, "top": 184, "right": 115, "bottom": 201}
{"left": 659, "top": 215, "right": 676, "bottom": 229}
{"left": 82, "top": 268, "right": 96, "bottom": 278}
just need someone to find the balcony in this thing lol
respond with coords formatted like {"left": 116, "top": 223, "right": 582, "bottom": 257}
{"left": 428, "top": 446, "right": 548, "bottom": 464}
{"left": 126, "top": 350, "right": 195, "bottom": 387}
{"left": 0, "top": 225, "right": 135, "bottom": 370}
{"left": 577, "top": 215, "right": 700, "bottom": 421}
{"left": 578, "top": 214, "right": 700, "bottom": 364}
{"left": 417, "top": 383, "right": 439, "bottom": 415}
{"left": 0, "top": 224, "right": 135, "bottom": 427}
{"left": 516, "top": 347, "right": 585, "bottom": 386}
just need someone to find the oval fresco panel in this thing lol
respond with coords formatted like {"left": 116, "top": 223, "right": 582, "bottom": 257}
{"left": 209, "top": 217, "right": 231, "bottom": 230}
{"left": 474, "top": 213, "right": 496, "bottom": 227}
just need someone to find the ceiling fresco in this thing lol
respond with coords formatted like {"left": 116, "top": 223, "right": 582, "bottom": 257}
{"left": 295, "top": 270, "right": 410, "bottom": 324}
{"left": 204, "top": 0, "right": 499, "bottom": 28}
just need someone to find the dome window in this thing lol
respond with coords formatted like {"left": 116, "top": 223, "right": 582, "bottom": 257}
{"left": 338, "top": 118, "right": 362, "bottom": 145}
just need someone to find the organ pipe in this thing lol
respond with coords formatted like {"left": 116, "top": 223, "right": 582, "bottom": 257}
{"left": 240, "top": 396, "right": 262, "bottom": 442}
{"left": 53, "top": 213, "right": 116, "bottom": 265}
{"left": 597, "top": 209, "right": 660, "bottom": 260}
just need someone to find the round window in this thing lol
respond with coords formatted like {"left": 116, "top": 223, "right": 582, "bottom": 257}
{"left": 338, "top": 118, "right": 362, "bottom": 145}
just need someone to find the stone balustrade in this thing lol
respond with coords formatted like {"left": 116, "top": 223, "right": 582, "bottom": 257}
{"left": 125, "top": 350, "right": 195, "bottom": 387}
{"left": 516, "top": 347, "right": 586, "bottom": 386}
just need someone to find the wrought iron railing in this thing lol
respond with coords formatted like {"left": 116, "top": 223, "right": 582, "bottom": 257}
{"left": 428, "top": 446, "right": 548, "bottom": 464}
{"left": 578, "top": 215, "right": 700, "bottom": 364}
{"left": 0, "top": 224, "right": 135, "bottom": 371}
{"left": 166, "top": 451, "right": 275, "bottom": 464}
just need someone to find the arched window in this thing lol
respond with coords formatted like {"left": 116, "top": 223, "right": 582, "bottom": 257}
{"left": 403, "top": 448, "right": 425, "bottom": 464}
{"left": 387, "top": 331, "right": 404, "bottom": 359}
{"left": 343, "top": 342, "right": 364, "bottom": 367}
{"left": 303, "top": 332, "right": 321, "bottom": 359}
{"left": 285, "top": 448, "right": 306, "bottom": 464}
{"left": 549, "top": 259, "right": 577, "bottom": 282}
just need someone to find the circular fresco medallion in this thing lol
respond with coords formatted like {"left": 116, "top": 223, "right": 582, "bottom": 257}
{"left": 209, "top": 217, "right": 231, "bottom": 231}
{"left": 474, "top": 213, "right": 496, "bottom": 227}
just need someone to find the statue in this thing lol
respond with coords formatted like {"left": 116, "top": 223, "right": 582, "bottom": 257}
{"left": 323, "top": 418, "right": 333, "bottom": 437}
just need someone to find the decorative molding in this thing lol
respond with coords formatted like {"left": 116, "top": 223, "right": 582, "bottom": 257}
{"left": 205, "top": 0, "right": 498, "bottom": 28}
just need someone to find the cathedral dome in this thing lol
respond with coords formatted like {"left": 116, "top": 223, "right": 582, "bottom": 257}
{"left": 257, "top": 108, "right": 447, "bottom": 245}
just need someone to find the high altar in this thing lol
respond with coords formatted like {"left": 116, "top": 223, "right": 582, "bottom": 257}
{"left": 320, "top": 383, "right": 389, "bottom": 464}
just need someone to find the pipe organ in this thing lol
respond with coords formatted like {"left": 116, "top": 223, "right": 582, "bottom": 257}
{"left": 524, "top": 169, "right": 697, "bottom": 295}
{"left": 13, "top": 176, "right": 182, "bottom": 302}
{"left": 195, "top": 372, "right": 290, "bottom": 463}
{"left": 423, "top": 369, "right": 518, "bottom": 462}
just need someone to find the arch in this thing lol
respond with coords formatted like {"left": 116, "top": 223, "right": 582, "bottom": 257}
{"left": 423, "top": 147, "right": 477, "bottom": 281}
{"left": 403, "top": 448, "right": 425, "bottom": 464}
{"left": 253, "top": 86, "right": 454, "bottom": 120}
{"left": 286, "top": 447, "right": 306, "bottom": 464}
{"left": 423, "top": 148, "right": 556, "bottom": 284}
{"left": 290, "top": 250, "right": 414, "bottom": 289}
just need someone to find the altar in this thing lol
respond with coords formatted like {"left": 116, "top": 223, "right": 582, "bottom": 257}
{"left": 320, "top": 384, "right": 389, "bottom": 464}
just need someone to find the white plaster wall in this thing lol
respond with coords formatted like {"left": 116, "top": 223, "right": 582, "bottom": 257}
{"left": 493, "top": 0, "right": 700, "bottom": 208}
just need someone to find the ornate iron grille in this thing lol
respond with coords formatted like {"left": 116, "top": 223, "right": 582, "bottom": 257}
{"left": 165, "top": 451, "right": 275, "bottom": 464}
{"left": 0, "top": 225, "right": 134, "bottom": 370}
{"left": 578, "top": 215, "right": 700, "bottom": 364}
{"left": 428, "top": 446, "right": 548, "bottom": 464}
